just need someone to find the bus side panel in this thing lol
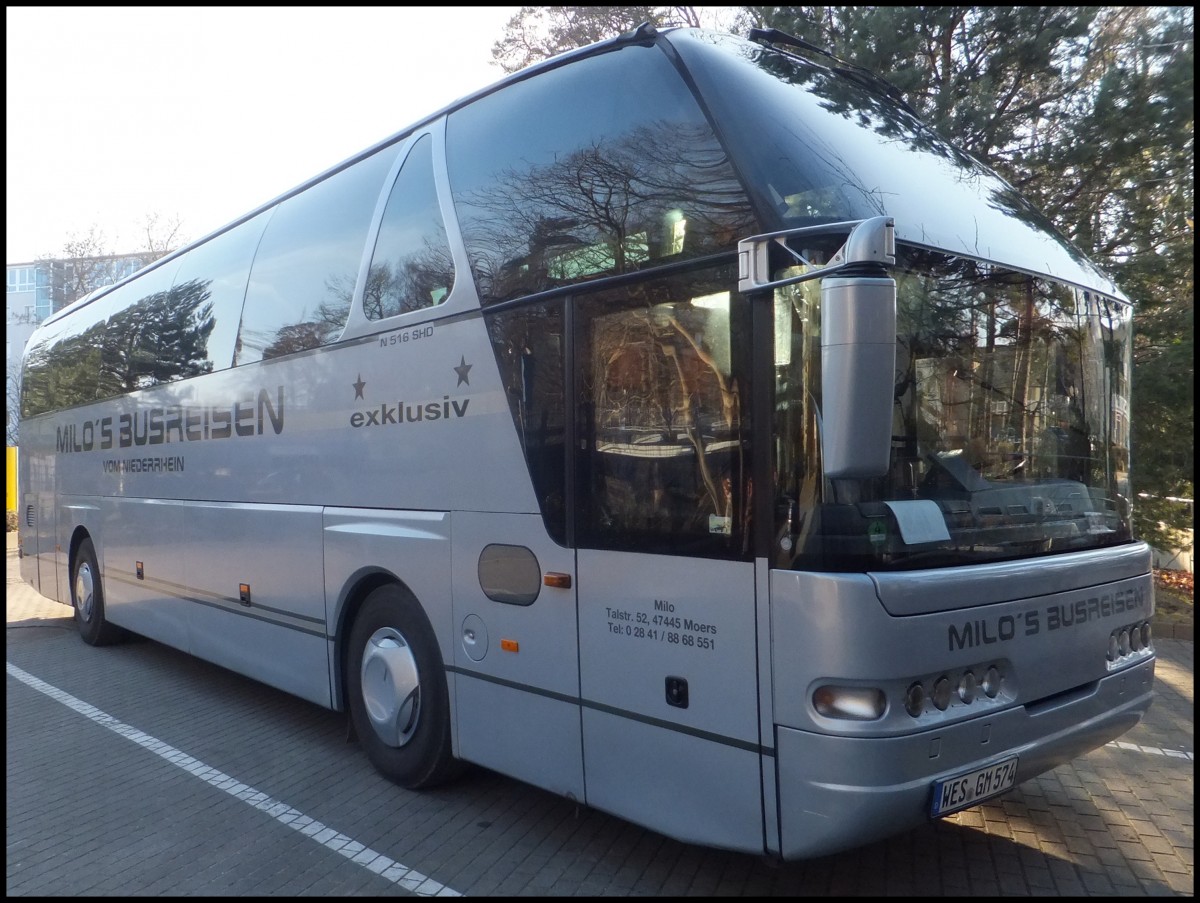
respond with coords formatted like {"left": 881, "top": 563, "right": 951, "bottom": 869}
{"left": 59, "top": 497, "right": 105, "bottom": 606}
{"left": 450, "top": 511, "right": 583, "bottom": 801}
{"left": 754, "top": 558, "right": 781, "bottom": 856}
{"left": 186, "top": 501, "right": 330, "bottom": 708}
{"left": 455, "top": 676, "right": 584, "bottom": 800}
{"left": 35, "top": 490, "right": 58, "bottom": 597}
{"left": 100, "top": 497, "right": 191, "bottom": 651}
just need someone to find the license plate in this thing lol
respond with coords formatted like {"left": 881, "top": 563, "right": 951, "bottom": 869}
{"left": 930, "top": 756, "right": 1019, "bottom": 817}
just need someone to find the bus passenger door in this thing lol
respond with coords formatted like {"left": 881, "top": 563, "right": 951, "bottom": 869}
{"left": 570, "top": 274, "right": 766, "bottom": 855}
{"left": 450, "top": 511, "right": 583, "bottom": 802}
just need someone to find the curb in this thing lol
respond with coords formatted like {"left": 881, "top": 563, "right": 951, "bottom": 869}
{"left": 1152, "top": 619, "right": 1194, "bottom": 641}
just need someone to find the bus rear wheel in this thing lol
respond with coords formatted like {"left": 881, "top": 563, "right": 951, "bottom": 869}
{"left": 346, "top": 584, "right": 459, "bottom": 789}
{"left": 72, "top": 538, "right": 126, "bottom": 646}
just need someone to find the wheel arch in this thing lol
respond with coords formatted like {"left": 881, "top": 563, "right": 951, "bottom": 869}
{"left": 332, "top": 568, "right": 427, "bottom": 713}
{"left": 67, "top": 525, "right": 93, "bottom": 584}
{"left": 322, "top": 509, "right": 455, "bottom": 714}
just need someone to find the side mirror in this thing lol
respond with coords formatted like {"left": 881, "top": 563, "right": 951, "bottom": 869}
{"left": 738, "top": 216, "right": 897, "bottom": 479}
{"left": 820, "top": 273, "right": 896, "bottom": 478}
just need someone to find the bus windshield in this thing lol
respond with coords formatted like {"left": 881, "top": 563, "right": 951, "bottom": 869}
{"left": 669, "top": 29, "right": 1126, "bottom": 298}
{"left": 773, "top": 244, "right": 1134, "bottom": 571}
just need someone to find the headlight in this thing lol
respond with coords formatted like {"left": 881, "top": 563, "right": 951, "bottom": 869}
{"left": 813, "top": 685, "right": 887, "bottom": 721}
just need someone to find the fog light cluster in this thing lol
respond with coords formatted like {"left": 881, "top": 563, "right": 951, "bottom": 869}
{"left": 1107, "top": 620, "right": 1152, "bottom": 663}
{"left": 904, "top": 664, "right": 1004, "bottom": 718}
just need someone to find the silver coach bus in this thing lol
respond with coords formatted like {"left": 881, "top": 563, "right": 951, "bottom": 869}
{"left": 18, "top": 25, "right": 1154, "bottom": 859}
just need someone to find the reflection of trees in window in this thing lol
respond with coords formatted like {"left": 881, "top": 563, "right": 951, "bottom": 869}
{"left": 751, "top": 46, "right": 977, "bottom": 170}
{"left": 21, "top": 324, "right": 104, "bottom": 417}
{"left": 235, "top": 143, "right": 400, "bottom": 364}
{"left": 260, "top": 322, "right": 328, "bottom": 360}
{"left": 892, "top": 250, "right": 1099, "bottom": 483}
{"left": 576, "top": 267, "right": 750, "bottom": 558}
{"left": 20, "top": 278, "right": 218, "bottom": 415}
{"left": 365, "top": 133, "right": 455, "bottom": 320}
{"left": 486, "top": 302, "right": 567, "bottom": 543}
{"left": 238, "top": 271, "right": 358, "bottom": 363}
{"left": 98, "top": 279, "right": 216, "bottom": 396}
{"left": 257, "top": 291, "right": 353, "bottom": 360}
{"left": 363, "top": 244, "right": 455, "bottom": 320}
{"left": 715, "top": 35, "right": 1090, "bottom": 258}
{"left": 590, "top": 303, "right": 738, "bottom": 520}
{"left": 455, "top": 120, "right": 756, "bottom": 304}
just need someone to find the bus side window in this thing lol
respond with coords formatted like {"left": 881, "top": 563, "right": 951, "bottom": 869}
{"left": 97, "top": 261, "right": 181, "bottom": 395}
{"left": 235, "top": 143, "right": 400, "bottom": 365}
{"left": 166, "top": 211, "right": 270, "bottom": 374}
{"left": 446, "top": 43, "right": 756, "bottom": 307}
{"left": 363, "top": 133, "right": 455, "bottom": 320}
{"left": 485, "top": 301, "right": 568, "bottom": 544}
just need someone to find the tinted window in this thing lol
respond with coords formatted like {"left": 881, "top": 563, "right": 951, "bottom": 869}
{"left": 21, "top": 311, "right": 102, "bottom": 417}
{"left": 447, "top": 44, "right": 756, "bottom": 305}
{"left": 236, "top": 144, "right": 400, "bottom": 363}
{"left": 20, "top": 276, "right": 161, "bottom": 416}
{"left": 97, "top": 260, "right": 184, "bottom": 396}
{"left": 364, "top": 134, "right": 455, "bottom": 319}
{"left": 666, "top": 29, "right": 1122, "bottom": 297}
{"left": 486, "top": 300, "right": 567, "bottom": 543}
{"left": 574, "top": 264, "right": 751, "bottom": 558}
{"left": 20, "top": 215, "right": 271, "bottom": 417}
{"left": 170, "top": 211, "right": 270, "bottom": 372}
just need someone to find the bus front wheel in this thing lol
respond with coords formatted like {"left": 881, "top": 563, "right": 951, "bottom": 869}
{"left": 346, "top": 584, "right": 458, "bottom": 789}
{"left": 71, "top": 538, "right": 125, "bottom": 646}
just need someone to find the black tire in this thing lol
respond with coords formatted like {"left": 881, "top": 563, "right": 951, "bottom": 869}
{"left": 71, "top": 537, "right": 126, "bottom": 646}
{"left": 346, "top": 584, "right": 459, "bottom": 789}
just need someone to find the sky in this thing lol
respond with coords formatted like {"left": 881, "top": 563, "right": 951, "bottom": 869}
{"left": 5, "top": 6, "right": 523, "bottom": 263}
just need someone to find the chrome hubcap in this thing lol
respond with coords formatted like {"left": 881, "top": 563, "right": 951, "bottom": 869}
{"left": 75, "top": 562, "right": 95, "bottom": 622}
{"left": 360, "top": 627, "right": 420, "bottom": 748}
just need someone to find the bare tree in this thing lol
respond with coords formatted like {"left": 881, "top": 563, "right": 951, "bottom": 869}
{"left": 38, "top": 215, "right": 188, "bottom": 310}
{"left": 54, "top": 225, "right": 113, "bottom": 304}
{"left": 492, "top": 6, "right": 704, "bottom": 73}
{"left": 140, "top": 212, "right": 185, "bottom": 262}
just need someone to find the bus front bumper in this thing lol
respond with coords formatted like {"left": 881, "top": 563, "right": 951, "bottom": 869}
{"left": 774, "top": 656, "right": 1155, "bottom": 860}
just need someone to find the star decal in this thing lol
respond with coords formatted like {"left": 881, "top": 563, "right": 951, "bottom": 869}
{"left": 454, "top": 355, "right": 472, "bottom": 387}
{"left": 352, "top": 374, "right": 366, "bottom": 399}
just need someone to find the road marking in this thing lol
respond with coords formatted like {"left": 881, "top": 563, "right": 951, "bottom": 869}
{"left": 6, "top": 661, "right": 462, "bottom": 897}
{"left": 1106, "top": 739, "right": 1194, "bottom": 761}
